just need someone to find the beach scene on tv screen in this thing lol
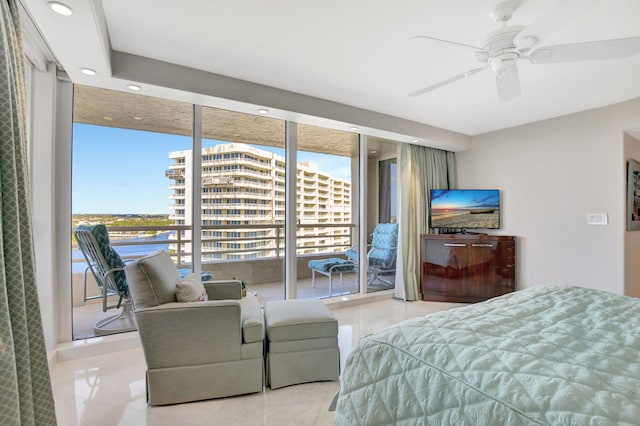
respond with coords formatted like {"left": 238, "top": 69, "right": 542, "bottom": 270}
{"left": 431, "top": 190, "right": 500, "bottom": 229}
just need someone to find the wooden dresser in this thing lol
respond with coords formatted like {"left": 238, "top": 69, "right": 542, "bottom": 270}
{"left": 420, "top": 234, "right": 516, "bottom": 303}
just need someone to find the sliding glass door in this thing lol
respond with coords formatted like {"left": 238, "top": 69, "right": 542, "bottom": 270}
{"left": 365, "top": 138, "right": 400, "bottom": 292}
{"left": 296, "top": 125, "right": 359, "bottom": 299}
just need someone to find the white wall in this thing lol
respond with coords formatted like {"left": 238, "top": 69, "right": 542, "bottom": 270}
{"left": 624, "top": 131, "right": 640, "bottom": 297}
{"left": 457, "top": 98, "right": 640, "bottom": 295}
{"left": 30, "top": 63, "right": 74, "bottom": 363}
{"left": 29, "top": 64, "right": 58, "bottom": 357}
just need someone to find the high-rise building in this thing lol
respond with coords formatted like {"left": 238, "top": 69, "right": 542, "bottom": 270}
{"left": 166, "top": 142, "right": 352, "bottom": 262}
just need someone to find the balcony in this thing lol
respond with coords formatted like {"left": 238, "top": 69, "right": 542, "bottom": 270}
{"left": 165, "top": 168, "right": 185, "bottom": 179}
{"left": 202, "top": 175, "right": 234, "bottom": 186}
{"left": 71, "top": 222, "right": 387, "bottom": 340}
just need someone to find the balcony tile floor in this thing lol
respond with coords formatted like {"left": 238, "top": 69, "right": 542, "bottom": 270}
{"left": 58, "top": 297, "right": 464, "bottom": 425}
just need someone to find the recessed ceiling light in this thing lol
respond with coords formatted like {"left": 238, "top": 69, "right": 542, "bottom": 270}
{"left": 133, "top": 116, "right": 143, "bottom": 121}
{"left": 103, "top": 117, "right": 113, "bottom": 121}
{"left": 257, "top": 108, "right": 269, "bottom": 114}
{"left": 370, "top": 150, "right": 378, "bottom": 154}
{"left": 80, "top": 68, "right": 96, "bottom": 76}
{"left": 48, "top": 1, "right": 73, "bottom": 16}
{"left": 411, "top": 139, "right": 419, "bottom": 143}
{"left": 350, "top": 126, "right": 358, "bottom": 131}
{"left": 127, "top": 84, "right": 141, "bottom": 91}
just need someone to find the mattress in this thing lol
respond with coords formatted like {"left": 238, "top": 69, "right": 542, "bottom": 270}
{"left": 335, "top": 286, "right": 640, "bottom": 425}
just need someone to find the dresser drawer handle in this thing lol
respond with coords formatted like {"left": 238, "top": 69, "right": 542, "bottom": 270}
{"left": 443, "top": 243, "right": 466, "bottom": 247}
{"left": 472, "top": 244, "right": 494, "bottom": 248}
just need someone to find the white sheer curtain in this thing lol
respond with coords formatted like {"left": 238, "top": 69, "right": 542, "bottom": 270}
{"left": 395, "top": 144, "right": 455, "bottom": 301}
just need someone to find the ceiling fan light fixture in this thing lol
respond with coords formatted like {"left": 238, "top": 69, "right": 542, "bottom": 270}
{"left": 490, "top": 52, "right": 519, "bottom": 73}
{"left": 80, "top": 68, "right": 96, "bottom": 76}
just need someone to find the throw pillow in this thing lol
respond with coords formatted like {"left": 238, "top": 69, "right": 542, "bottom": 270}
{"left": 176, "top": 273, "right": 208, "bottom": 302}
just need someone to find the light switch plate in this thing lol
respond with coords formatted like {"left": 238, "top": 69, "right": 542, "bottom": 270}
{"left": 587, "top": 213, "right": 608, "bottom": 225}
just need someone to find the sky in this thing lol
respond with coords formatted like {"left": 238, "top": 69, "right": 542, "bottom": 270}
{"left": 72, "top": 123, "right": 352, "bottom": 214}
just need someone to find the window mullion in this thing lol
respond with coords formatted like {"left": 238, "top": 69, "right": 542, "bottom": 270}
{"left": 192, "top": 104, "right": 203, "bottom": 274}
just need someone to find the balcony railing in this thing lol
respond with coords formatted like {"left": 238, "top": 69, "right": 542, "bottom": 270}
{"left": 72, "top": 223, "right": 356, "bottom": 270}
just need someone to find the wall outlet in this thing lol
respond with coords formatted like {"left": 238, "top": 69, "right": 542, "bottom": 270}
{"left": 587, "top": 213, "right": 608, "bottom": 225}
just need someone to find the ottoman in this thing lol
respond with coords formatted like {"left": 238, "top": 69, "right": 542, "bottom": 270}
{"left": 264, "top": 299, "right": 340, "bottom": 389}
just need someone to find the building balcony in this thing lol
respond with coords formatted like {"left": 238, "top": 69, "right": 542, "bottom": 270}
{"left": 165, "top": 169, "right": 186, "bottom": 179}
{"left": 202, "top": 175, "right": 235, "bottom": 186}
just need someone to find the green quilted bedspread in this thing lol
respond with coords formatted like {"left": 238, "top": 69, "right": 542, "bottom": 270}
{"left": 335, "top": 286, "right": 640, "bottom": 425}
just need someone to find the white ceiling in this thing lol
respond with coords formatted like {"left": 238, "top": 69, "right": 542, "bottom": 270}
{"left": 22, "top": 0, "right": 640, "bottom": 138}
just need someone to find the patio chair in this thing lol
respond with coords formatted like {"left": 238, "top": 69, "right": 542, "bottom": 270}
{"left": 75, "top": 224, "right": 137, "bottom": 335}
{"left": 345, "top": 223, "right": 398, "bottom": 287}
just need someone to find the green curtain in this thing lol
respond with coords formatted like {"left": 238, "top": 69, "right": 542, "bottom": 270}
{"left": 0, "top": 1, "right": 57, "bottom": 425}
{"left": 398, "top": 144, "right": 455, "bottom": 301}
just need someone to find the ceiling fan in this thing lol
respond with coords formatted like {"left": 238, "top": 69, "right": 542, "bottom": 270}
{"left": 409, "top": 0, "right": 640, "bottom": 102}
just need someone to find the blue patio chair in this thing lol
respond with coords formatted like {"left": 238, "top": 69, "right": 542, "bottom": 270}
{"left": 75, "top": 224, "right": 137, "bottom": 335}
{"left": 345, "top": 223, "right": 398, "bottom": 287}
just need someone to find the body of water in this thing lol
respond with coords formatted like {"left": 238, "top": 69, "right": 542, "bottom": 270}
{"left": 72, "top": 232, "right": 171, "bottom": 272}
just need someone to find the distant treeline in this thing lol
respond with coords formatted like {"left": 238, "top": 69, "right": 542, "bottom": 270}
{"left": 72, "top": 214, "right": 172, "bottom": 229}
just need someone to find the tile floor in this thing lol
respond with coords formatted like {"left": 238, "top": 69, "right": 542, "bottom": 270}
{"left": 56, "top": 297, "right": 464, "bottom": 425}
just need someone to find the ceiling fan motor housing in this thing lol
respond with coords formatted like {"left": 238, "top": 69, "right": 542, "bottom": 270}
{"left": 478, "top": 25, "right": 525, "bottom": 72}
{"left": 483, "top": 25, "right": 525, "bottom": 51}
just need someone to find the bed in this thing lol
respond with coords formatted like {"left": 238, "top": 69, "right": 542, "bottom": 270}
{"left": 335, "top": 285, "right": 640, "bottom": 425}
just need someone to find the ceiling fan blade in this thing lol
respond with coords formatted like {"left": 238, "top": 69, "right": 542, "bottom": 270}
{"left": 496, "top": 66, "right": 521, "bottom": 102}
{"left": 409, "top": 66, "right": 488, "bottom": 97}
{"left": 516, "top": 0, "right": 600, "bottom": 52}
{"left": 528, "top": 37, "right": 640, "bottom": 64}
{"left": 410, "top": 35, "right": 483, "bottom": 51}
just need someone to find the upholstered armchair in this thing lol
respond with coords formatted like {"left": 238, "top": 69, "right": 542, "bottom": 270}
{"left": 124, "top": 250, "right": 264, "bottom": 406}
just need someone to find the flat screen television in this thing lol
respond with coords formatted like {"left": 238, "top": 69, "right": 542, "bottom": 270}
{"left": 430, "top": 189, "right": 500, "bottom": 230}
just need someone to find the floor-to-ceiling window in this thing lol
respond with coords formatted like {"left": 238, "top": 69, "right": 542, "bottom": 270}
{"left": 71, "top": 85, "right": 193, "bottom": 339}
{"left": 365, "top": 138, "right": 400, "bottom": 292}
{"left": 70, "top": 86, "right": 401, "bottom": 339}
{"left": 296, "top": 125, "right": 359, "bottom": 299}
{"left": 200, "top": 106, "right": 286, "bottom": 301}
{"left": 379, "top": 158, "right": 397, "bottom": 224}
